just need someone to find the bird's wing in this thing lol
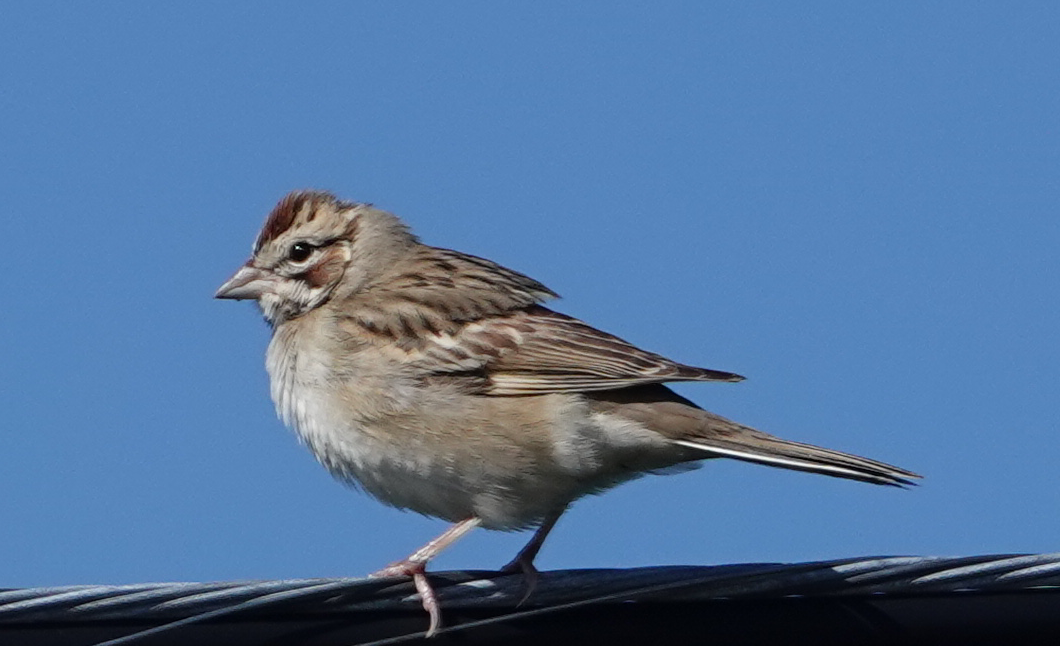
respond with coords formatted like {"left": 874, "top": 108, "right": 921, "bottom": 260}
{"left": 347, "top": 247, "right": 559, "bottom": 339}
{"left": 340, "top": 247, "right": 743, "bottom": 394}
{"left": 407, "top": 305, "right": 745, "bottom": 395}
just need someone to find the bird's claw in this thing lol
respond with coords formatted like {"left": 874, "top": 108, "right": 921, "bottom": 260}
{"left": 369, "top": 560, "right": 443, "bottom": 637}
{"left": 500, "top": 555, "right": 540, "bottom": 607}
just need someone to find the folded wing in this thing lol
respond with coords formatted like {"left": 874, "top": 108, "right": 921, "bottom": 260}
{"left": 411, "top": 305, "right": 744, "bottom": 395}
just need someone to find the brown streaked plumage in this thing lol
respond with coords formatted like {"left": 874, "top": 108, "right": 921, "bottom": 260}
{"left": 216, "top": 190, "right": 920, "bottom": 636}
{"left": 254, "top": 190, "right": 352, "bottom": 252}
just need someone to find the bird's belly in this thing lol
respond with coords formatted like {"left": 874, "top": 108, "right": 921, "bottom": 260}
{"left": 276, "top": 384, "right": 607, "bottom": 530}
{"left": 300, "top": 417, "right": 593, "bottom": 529}
{"left": 268, "top": 337, "right": 681, "bottom": 529}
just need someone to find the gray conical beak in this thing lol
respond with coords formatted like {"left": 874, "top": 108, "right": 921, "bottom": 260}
{"left": 215, "top": 265, "right": 275, "bottom": 300}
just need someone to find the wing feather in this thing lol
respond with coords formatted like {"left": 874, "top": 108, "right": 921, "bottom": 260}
{"left": 342, "top": 248, "right": 743, "bottom": 395}
{"left": 417, "top": 306, "right": 744, "bottom": 395}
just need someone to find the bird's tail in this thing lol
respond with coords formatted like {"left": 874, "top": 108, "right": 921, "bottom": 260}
{"left": 674, "top": 413, "right": 920, "bottom": 487}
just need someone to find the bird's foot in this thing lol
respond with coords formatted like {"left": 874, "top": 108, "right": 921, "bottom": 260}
{"left": 499, "top": 554, "right": 540, "bottom": 607}
{"left": 366, "top": 519, "right": 482, "bottom": 637}
{"left": 370, "top": 559, "right": 442, "bottom": 637}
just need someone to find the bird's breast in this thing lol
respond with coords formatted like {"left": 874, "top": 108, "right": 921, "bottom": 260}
{"left": 263, "top": 325, "right": 684, "bottom": 528}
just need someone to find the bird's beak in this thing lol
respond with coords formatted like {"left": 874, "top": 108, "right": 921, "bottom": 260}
{"left": 215, "top": 265, "right": 275, "bottom": 300}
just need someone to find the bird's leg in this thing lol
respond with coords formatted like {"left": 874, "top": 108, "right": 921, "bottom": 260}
{"left": 499, "top": 508, "right": 564, "bottom": 605}
{"left": 370, "top": 517, "right": 481, "bottom": 637}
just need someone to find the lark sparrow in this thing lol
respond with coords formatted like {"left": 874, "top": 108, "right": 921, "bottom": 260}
{"left": 216, "top": 190, "right": 919, "bottom": 635}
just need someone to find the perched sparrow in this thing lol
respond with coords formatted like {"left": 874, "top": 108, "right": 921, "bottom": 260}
{"left": 216, "top": 190, "right": 919, "bottom": 635}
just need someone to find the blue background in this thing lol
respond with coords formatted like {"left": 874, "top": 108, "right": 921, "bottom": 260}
{"left": 2, "top": 2, "right": 1057, "bottom": 587}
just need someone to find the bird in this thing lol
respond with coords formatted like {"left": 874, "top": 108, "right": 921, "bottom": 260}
{"left": 215, "top": 190, "right": 919, "bottom": 636}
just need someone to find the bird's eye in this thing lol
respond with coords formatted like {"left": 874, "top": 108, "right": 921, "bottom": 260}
{"left": 289, "top": 242, "right": 313, "bottom": 262}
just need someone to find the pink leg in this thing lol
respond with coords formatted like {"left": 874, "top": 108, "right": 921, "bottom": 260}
{"left": 500, "top": 509, "right": 564, "bottom": 605}
{"left": 370, "top": 517, "right": 481, "bottom": 637}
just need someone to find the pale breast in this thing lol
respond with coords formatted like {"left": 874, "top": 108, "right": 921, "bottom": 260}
{"left": 264, "top": 320, "right": 684, "bottom": 530}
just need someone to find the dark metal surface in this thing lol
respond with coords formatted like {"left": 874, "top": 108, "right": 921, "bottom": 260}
{"left": 3, "top": 554, "right": 1059, "bottom": 645}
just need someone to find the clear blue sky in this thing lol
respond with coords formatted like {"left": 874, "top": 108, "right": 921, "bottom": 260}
{"left": 2, "top": 3, "right": 1057, "bottom": 588}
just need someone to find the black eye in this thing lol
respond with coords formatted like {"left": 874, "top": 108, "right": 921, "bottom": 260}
{"left": 289, "top": 242, "right": 313, "bottom": 262}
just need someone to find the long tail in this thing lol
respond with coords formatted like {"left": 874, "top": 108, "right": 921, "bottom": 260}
{"left": 674, "top": 413, "right": 920, "bottom": 487}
